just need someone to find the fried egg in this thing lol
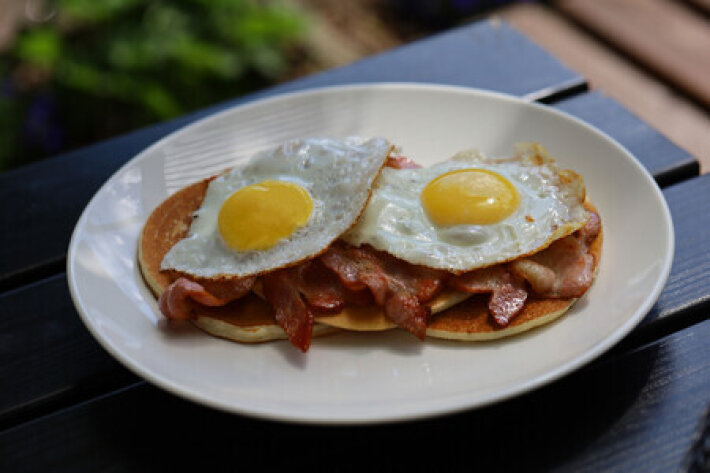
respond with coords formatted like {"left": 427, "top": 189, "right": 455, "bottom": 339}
{"left": 343, "top": 143, "right": 589, "bottom": 272}
{"left": 161, "top": 137, "right": 392, "bottom": 278}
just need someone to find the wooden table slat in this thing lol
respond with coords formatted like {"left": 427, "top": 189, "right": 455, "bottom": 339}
{"left": 553, "top": 91, "right": 699, "bottom": 187}
{"left": 642, "top": 175, "right": 710, "bottom": 325}
{"left": 0, "top": 275, "right": 136, "bottom": 429}
{"left": 3, "top": 317, "right": 709, "bottom": 473}
{"left": 558, "top": 0, "right": 710, "bottom": 107}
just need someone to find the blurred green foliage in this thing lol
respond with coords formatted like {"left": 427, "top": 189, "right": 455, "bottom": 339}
{"left": 0, "top": 0, "right": 308, "bottom": 170}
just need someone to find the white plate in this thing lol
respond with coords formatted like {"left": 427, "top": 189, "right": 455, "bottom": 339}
{"left": 67, "top": 84, "right": 674, "bottom": 424}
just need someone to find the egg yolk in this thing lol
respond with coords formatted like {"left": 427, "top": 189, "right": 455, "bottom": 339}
{"left": 218, "top": 180, "right": 313, "bottom": 251}
{"left": 421, "top": 169, "right": 519, "bottom": 225}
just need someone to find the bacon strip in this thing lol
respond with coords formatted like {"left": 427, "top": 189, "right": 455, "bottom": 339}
{"left": 295, "top": 260, "right": 374, "bottom": 311}
{"left": 320, "top": 243, "right": 446, "bottom": 339}
{"left": 579, "top": 211, "right": 601, "bottom": 244}
{"left": 511, "top": 211, "right": 601, "bottom": 298}
{"left": 449, "top": 266, "right": 528, "bottom": 326}
{"left": 385, "top": 293, "right": 429, "bottom": 337}
{"left": 289, "top": 260, "right": 347, "bottom": 313}
{"left": 262, "top": 269, "right": 314, "bottom": 352}
{"left": 386, "top": 155, "right": 421, "bottom": 169}
{"left": 159, "top": 276, "right": 255, "bottom": 321}
{"left": 259, "top": 260, "right": 375, "bottom": 352}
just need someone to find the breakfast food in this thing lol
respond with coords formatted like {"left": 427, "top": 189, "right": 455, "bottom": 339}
{"left": 160, "top": 136, "right": 393, "bottom": 278}
{"left": 344, "top": 147, "right": 589, "bottom": 272}
{"left": 139, "top": 138, "right": 602, "bottom": 351}
{"left": 141, "top": 137, "right": 392, "bottom": 349}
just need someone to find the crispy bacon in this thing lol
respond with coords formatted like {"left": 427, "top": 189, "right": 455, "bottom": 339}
{"left": 385, "top": 293, "right": 430, "bottom": 337}
{"left": 579, "top": 211, "right": 601, "bottom": 244}
{"left": 386, "top": 155, "right": 421, "bottom": 169}
{"left": 290, "top": 260, "right": 347, "bottom": 313}
{"left": 260, "top": 259, "right": 376, "bottom": 351}
{"left": 320, "top": 245, "right": 386, "bottom": 302}
{"left": 285, "top": 259, "right": 373, "bottom": 312}
{"left": 510, "top": 211, "right": 600, "bottom": 299}
{"left": 262, "top": 269, "right": 313, "bottom": 352}
{"left": 511, "top": 238, "right": 593, "bottom": 298}
{"left": 449, "top": 266, "right": 528, "bottom": 326}
{"left": 320, "top": 243, "right": 446, "bottom": 338}
{"left": 158, "top": 276, "right": 255, "bottom": 321}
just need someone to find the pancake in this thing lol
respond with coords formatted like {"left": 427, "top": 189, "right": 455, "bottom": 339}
{"left": 139, "top": 176, "right": 601, "bottom": 345}
{"left": 138, "top": 176, "right": 336, "bottom": 343}
{"left": 312, "top": 290, "right": 471, "bottom": 331}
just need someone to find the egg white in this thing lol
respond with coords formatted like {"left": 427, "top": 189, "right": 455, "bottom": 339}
{"left": 161, "top": 136, "right": 392, "bottom": 278}
{"left": 343, "top": 143, "right": 589, "bottom": 272}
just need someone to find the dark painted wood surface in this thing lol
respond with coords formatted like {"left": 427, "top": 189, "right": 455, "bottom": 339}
{"left": 2, "top": 318, "right": 708, "bottom": 473}
{"left": 639, "top": 176, "right": 710, "bottom": 329}
{"left": 0, "top": 275, "right": 137, "bottom": 429}
{"left": 0, "top": 20, "right": 584, "bottom": 290}
{"left": 3, "top": 172, "right": 709, "bottom": 433}
{"left": 1, "top": 18, "right": 708, "bottom": 473}
{"left": 553, "top": 91, "right": 699, "bottom": 186}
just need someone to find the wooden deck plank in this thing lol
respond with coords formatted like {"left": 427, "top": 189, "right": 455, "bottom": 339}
{"left": 557, "top": 0, "right": 710, "bottom": 108}
{"left": 501, "top": 2, "right": 710, "bottom": 174}
{"left": 0, "top": 275, "right": 137, "bottom": 429}
{"left": 3, "top": 318, "right": 710, "bottom": 472}
{"left": 553, "top": 91, "right": 698, "bottom": 187}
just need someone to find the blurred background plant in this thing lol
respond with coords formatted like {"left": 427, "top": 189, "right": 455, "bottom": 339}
{"left": 0, "top": 0, "right": 516, "bottom": 172}
{"left": 0, "top": 0, "right": 309, "bottom": 170}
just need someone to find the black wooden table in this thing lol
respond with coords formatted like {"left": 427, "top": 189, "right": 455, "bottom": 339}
{"left": 2, "top": 20, "right": 709, "bottom": 472}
